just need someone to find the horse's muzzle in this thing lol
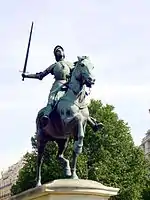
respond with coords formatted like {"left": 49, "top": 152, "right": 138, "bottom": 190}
{"left": 85, "top": 78, "right": 95, "bottom": 88}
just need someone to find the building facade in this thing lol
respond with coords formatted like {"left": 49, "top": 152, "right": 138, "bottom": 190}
{"left": 0, "top": 158, "right": 24, "bottom": 200}
{"left": 140, "top": 129, "right": 150, "bottom": 159}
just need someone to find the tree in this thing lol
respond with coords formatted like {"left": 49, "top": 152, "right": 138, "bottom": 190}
{"left": 141, "top": 166, "right": 150, "bottom": 200}
{"left": 142, "top": 182, "right": 150, "bottom": 200}
{"left": 11, "top": 100, "right": 150, "bottom": 200}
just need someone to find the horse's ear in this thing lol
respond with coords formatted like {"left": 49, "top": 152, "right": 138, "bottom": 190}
{"left": 77, "top": 56, "right": 82, "bottom": 61}
{"left": 78, "top": 56, "right": 89, "bottom": 60}
{"left": 85, "top": 56, "right": 89, "bottom": 59}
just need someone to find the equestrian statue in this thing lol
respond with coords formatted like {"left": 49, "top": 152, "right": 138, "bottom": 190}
{"left": 21, "top": 22, "right": 103, "bottom": 186}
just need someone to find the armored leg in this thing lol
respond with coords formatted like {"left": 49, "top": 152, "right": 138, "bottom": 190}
{"left": 40, "top": 104, "right": 53, "bottom": 127}
{"left": 44, "top": 104, "right": 52, "bottom": 116}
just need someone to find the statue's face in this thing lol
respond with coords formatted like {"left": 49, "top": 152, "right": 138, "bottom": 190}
{"left": 55, "top": 48, "right": 64, "bottom": 61}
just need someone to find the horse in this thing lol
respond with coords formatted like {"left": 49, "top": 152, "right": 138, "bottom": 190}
{"left": 35, "top": 56, "right": 95, "bottom": 186}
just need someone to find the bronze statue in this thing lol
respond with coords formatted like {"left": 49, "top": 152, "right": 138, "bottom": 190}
{"left": 21, "top": 23, "right": 103, "bottom": 186}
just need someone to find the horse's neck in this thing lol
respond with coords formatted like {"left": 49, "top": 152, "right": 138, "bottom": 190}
{"left": 68, "top": 76, "right": 82, "bottom": 96}
{"left": 63, "top": 77, "right": 87, "bottom": 106}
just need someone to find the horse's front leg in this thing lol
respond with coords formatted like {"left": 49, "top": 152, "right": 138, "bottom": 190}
{"left": 71, "top": 150, "right": 78, "bottom": 179}
{"left": 71, "top": 117, "right": 85, "bottom": 179}
{"left": 87, "top": 116, "right": 104, "bottom": 132}
{"left": 56, "top": 138, "right": 71, "bottom": 177}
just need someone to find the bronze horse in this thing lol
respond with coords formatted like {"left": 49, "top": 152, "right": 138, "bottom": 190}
{"left": 35, "top": 56, "right": 96, "bottom": 186}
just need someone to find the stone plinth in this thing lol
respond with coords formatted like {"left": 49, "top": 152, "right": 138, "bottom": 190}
{"left": 10, "top": 179, "right": 119, "bottom": 200}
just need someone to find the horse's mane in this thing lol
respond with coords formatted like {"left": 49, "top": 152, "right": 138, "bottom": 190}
{"left": 73, "top": 56, "right": 89, "bottom": 66}
{"left": 71, "top": 56, "right": 89, "bottom": 74}
{"left": 64, "top": 56, "right": 90, "bottom": 87}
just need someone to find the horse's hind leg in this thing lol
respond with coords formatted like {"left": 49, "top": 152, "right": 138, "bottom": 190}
{"left": 36, "top": 133, "right": 47, "bottom": 186}
{"left": 56, "top": 138, "right": 71, "bottom": 177}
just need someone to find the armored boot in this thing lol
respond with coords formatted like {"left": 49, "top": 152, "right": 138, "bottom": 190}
{"left": 41, "top": 115, "right": 49, "bottom": 127}
{"left": 41, "top": 104, "right": 52, "bottom": 127}
{"left": 87, "top": 117, "right": 104, "bottom": 132}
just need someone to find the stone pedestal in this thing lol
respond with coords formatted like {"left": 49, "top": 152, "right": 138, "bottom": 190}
{"left": 10, "top": 179, "right": 119, "bottom": 200}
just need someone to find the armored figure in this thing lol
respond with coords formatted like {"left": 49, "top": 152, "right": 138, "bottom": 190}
{"left": 22, "top": 45, "right": 102, "bottom": 132}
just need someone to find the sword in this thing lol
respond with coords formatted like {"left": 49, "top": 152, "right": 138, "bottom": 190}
{"left": 22, "top": 22, "right": 34, "bottom": 81}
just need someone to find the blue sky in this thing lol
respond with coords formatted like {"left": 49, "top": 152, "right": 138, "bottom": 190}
{"left": 0, "top": 0, "right": 150, "bottom": 172}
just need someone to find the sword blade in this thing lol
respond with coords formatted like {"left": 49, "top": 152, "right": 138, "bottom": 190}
{"left": 22, "top": 22, "right": 34, "bottom": 81}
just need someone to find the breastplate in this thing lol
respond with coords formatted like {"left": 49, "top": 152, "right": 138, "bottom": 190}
{"left": 53, "top": 61, "right": 70, "bottom": 80}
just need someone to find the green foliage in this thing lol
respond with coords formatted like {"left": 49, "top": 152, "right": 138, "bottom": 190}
{"left": 11, "top": 152, "right": 37, "bottom": 195}
{"left": 142, "top": 182, "right": 150, "bottom": 200}
{"left": 141, "top": 165, "right": 150, "bottom": 200}
{"left": 11, "top": 99, "right": 150, "bottom": 200}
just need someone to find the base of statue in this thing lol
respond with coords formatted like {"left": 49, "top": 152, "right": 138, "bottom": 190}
{"left": 10, "top": 179, "right": 119, "bottom": 200}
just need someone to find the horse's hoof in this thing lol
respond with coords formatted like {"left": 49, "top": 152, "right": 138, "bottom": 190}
{"left": 36, "top": 182, "right": 42, "bottom": 187}
{"left": 71, "top": 173, "right": 79, "bottom": 179}
{"left": 93, "top": 123, "right": 104, "bottom": 132}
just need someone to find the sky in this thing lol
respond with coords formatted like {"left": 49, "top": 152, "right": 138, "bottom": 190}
{"left": 0, "top": 0, "right": 150, "bottom": 173}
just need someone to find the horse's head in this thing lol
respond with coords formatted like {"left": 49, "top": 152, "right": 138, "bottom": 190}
{"left": 74, "top": 56, "right": 95, "bottom": 88}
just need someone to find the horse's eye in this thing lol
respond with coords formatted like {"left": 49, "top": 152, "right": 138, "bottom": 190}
{"left": 81, "top": 63, "right": 84, "bottom": 67}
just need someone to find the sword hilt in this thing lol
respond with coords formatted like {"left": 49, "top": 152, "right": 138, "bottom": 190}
{"left": 19, "top": 71, "right": 29, "bottom": 81}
